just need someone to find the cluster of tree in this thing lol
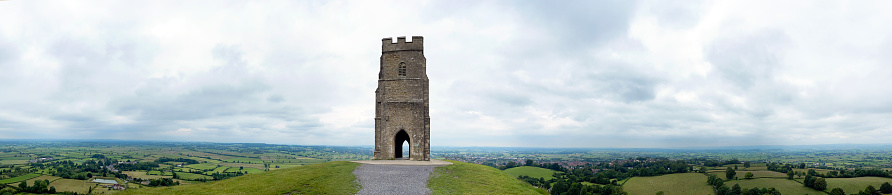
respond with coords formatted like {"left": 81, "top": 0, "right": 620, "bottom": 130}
{"left": 726, "top": 167, "right": 737, "bottom": 180}
{"left": 146, "top": 178, "right": 180, "bottom": 187}
{"left": 766, "top": 162, "right": 892, "bottom": 179}
{"left": 823, "top": 169, "right": 891, "bottom": 178}
{"left": 495, "top": 161, "right": 521, "bottom": 170}
{"left": 884, "top": 182, "right": 892, "bottom": 194}
{"left": 91, "top": 154, "right": 106, "bottom": 159}
{"left": 210, "top": 171, "right": 245, "bottom": 180}
{"left": 154, "top": 157, "right": 200, "bottom": 164}
{"left": 802, "top": 174, "right": 827, "bottom": 191}
{"left": 115, "top": 161, "right": 160, "bottom": 171}
{"left": 36, "top": 159, "right": 127, "bottom": 180}
{"left": 556, "top": 159, "right": 692, "bottom": 185}
{"left": 0, "top": 166, "right": 31, "bottom": 178}
{"left": 706, "top": 175, "right": 781, "bottom": 195}
{"left": 525, "top": 159, "right": 695, "bottom": 195}
{"left": 766, "top": 163, "right": 793, "bottom": 173}
{"left": 516, "top": 175, "right": 550, "bottom": 189}
{"left": 549, "top": 179, "right": 626, "bottom": 195}
{"left": 626, "top": 160, "right": 691, "bottom": 177}
{"left": 16, "top": 179, "right": 56, "bottom": 194}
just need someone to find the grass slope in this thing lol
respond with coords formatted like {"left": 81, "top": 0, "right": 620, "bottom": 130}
{"left": 123, "top": 161, "right": 360, "bottom": 195}
{"left": 0, "top": 173, "right": 41, "bottom": 184}
{"left": 505, "top": 166, "right": 561, "bottom": 180}
{"left": 624, "top": 173, "right": 713, "bottom": 195}
{"left": 824, "top": 177, "right": 892, "bottom": 194}
{"left": 726, "top": 178, "right": 823, "bottom": 194}
{"left": 428, "top": 160, "right": 546, "bottom": 195}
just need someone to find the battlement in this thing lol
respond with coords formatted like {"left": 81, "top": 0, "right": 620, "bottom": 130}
{"left": 382, "top": 36, "right": 423, "bottom": 52}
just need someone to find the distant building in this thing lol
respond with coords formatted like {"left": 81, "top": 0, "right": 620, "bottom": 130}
{"left": 29, "top": 157, "right": 53, "bottom": 163}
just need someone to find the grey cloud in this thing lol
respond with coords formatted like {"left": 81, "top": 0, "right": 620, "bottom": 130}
{"left": 706, "top": 29, "right": 789, "bottom": 89}
{"left": 3, "top": 1, "right": 892, "bottom": 147}
{"left": 641, "top": 0, "right": 704, "bottom": 29}
{"left": 513, "top": 1, "right": 637, "bottom": 49}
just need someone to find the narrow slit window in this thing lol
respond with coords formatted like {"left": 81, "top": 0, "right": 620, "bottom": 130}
{"left": 398, "top": 62, "right": 407, "bottom": 77}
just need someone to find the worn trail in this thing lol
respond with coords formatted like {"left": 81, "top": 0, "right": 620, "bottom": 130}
{"left": 353, "top": 164, "right": 437, "bottom": 195}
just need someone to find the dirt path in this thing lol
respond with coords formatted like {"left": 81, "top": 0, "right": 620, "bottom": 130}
{"left": 353, "top": 164, "right": 437, "bottom": 195}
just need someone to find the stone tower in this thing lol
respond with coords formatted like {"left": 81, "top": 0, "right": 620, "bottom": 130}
{"left": 374, "top": 36, "right": 430, "bottom": 161}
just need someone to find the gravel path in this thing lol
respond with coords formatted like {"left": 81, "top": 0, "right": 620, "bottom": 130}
{"left": 353, "top": 164, "right": 437, "bottom": 195}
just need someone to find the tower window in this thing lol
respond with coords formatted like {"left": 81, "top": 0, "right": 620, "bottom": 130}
{"left": 398, "top": 62, "right": 407, "bottom": 77}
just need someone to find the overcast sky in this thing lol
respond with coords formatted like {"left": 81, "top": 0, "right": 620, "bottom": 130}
{"left": 1, "top": 1, "right": 891, "bottom": 148}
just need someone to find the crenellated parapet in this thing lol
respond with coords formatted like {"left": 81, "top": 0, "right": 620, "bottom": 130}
{"left": 382, "top": 36, "right": 423, "bottom": 52}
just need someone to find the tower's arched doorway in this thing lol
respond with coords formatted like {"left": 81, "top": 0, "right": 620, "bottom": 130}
{"left": 394, "top": 130, "right": 410, "bottom": 159}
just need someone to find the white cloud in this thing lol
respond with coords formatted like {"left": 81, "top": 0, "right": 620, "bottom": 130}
{"left": 1, "top": 1, "right": 891, "bottom": 147}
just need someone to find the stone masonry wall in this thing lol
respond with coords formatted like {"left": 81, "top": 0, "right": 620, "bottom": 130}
{"left": 374, "top": 36, "right": 430, "bottom": 161}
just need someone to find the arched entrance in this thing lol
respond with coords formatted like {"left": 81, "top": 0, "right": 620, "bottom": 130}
{"left": 394, "top": 130, "right": 410, "bottom": 159}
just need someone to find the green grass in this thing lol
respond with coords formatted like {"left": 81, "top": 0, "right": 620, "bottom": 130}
{"left": 428, "top": 160, "right": 547, "bottom": 195}
{"left": 124, "top": 171, "right": 171, "bottom": 180}
{"left": 0, "top": 173, "right": 41, "bottom": 184}
{"left": 623, "top": 173, "right": 713, "bottom": 195}
{"left": 0, "top": 160, "right": 28, "bottom": 165}
{"left": 203, "top": 166, "right": 230, "bottom": 175}
{"left": 241, "top": 167, "right": 265, "bottom": 174}
{"left": 48, "top": 179, "right": 96, "bottom": 194}
{"left": 173, "top": 172, "right": 211, "bottom": 180}
{"left": 122, "top": 161, "right": 361, "bottom": 195}
{"left": 224, "top": 157, "right": 263, "bottom": 164}
{"left": 791, "top": 168, "right": 833, "bottom": 174}
{"left": 504, "top": 166, "right": 561, "bottom": 180}
{"left": 708, "top": 170, "right": 787, "bottom": 179}
{"left": 824, "top": 177, "right": 892, "bottom": 194}
{"left": 186, "top": 163, "right": 218, "bottom": 170}
{"left": 726, "top": 178, "right": 824, "bottom": 194}
{"left": 21, "top": 175, "right": 61, "bottom": 185}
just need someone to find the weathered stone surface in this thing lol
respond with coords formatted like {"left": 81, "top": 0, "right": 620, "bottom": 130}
{"left": 374, "top": 36, "right": 430, "bottom": 161}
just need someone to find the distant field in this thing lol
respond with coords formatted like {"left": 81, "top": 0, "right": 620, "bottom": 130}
{"left": 242, "top": 167, "right": 265, "bottom": 174}
{"left": 504, "top": 166, "right": 561, "bottom": 180}
{"left": 186, "top": 163, "right": 218, "bottom": 170}
{"left": 21, "top": 175, "right": 61, "bottom": 185}
{"left": 173, "top": 172, "right": 211, "bottom": 180}
{"left": 219, "top": 162, "right": 265, "bottom": 170}
{"left": 0, "top": 173, "right": 41, "bottom": 184}
{"left": 726, "top": 178, "right": 823, "bottom": 194}
{"left": 48, "top": 179, "right": 94, "bottom": 194}
{"left": 824, "top": 177, "right": 892, "bottom": 194}
{"left": 791, "top": 168, "right": 833, "bottom": 174}
{"left": 0, "top": 160, "right": 28, "bottom": 165}
{"left": 708, "top": 170, "right": 786, "bottom": 178}
{"left": 624, "top": 173, "right": 713, "bottom": 195}
{"left": 203, "top": 166, "right": 230, "bottom": 175}
{"left": 123, "top": 171, "right": 171, "bottom": 180}
{"left": 224, "top": 157, "right": 263, "bottom": 164}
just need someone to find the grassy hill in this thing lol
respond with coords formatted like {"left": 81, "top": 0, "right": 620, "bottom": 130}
{"left": 122, "top": 161, "right": 361, "bottom": 195}
{"left": 429, "top": 161, "right": 547, "bottom": 194}
{"left": 122, "top": 160, "right": 544, "bottom": 195}
{"left": 505, "top": 166, "right": 562, "bottom": 180}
